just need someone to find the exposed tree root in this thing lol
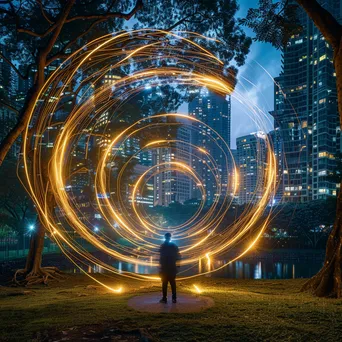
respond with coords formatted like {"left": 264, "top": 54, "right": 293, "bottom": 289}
{"left": 301, "top": 252, "right": 341, "bottom": 298}
{"left": 301, "top": 191, "right": 342, "bottom": 298}
{"left": 13, "top": 266, "right": 65, "bottom": 286}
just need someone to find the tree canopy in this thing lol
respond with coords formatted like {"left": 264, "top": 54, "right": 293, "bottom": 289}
{"left": 0, "top": 0, "right": 252, "bottom": 165}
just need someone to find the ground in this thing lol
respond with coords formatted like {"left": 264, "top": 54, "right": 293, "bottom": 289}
{"left": 0, "top": 274, "right": 342, "bottom": 342}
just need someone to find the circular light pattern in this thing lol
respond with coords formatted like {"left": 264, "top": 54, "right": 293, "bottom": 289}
{"left": 22, "top": 30, "right": 277, "bottom": 289}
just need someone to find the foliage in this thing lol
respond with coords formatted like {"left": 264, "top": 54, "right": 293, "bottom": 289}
{"left": 134, "top": 0, "right": 252, "bottom": 66}
{"left": 268, "top": 199, "right": 336, "bottom": 248}
{"left": 147, "top": 201, "right": 201, "bottom": 226}
{"left": 0, "top": 1, "right": 139, "bottom": 71}
{"left": 0, "top": 157, "right": 35, "bottom": 235}
{"left": 239, "top": 0, "right": 302, "bottom": 48}
{"left": 0, "top": 0, "right": 253, "bottom": 218}
{"left": 0, "top": 0, "right": 251, "bottom": 97}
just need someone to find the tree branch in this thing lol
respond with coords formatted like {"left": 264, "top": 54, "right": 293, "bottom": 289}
{"left": 164, "top": 12, "right": 197, "bottom": 31}
{"left": 0, "top": 100, "right": 19, "bottom": 114}
{"left": 0, "top": 51, "right": 27, "bottom": 80}
{"left": 296, "top": 0, "right": 342, "bottom": 49}
{"left": 65, "top": 0, "right": 143, "bottom": 23}
{"left": 40, "top": 0, "right": 75, "bottom": 60}
{"left": 36, "top": 0, "right": 54, "bottom": 25}
{"left": 17, "top": 27, "right": 47, "bottom": 37}
{"left": 4, "top": 203, "right": 20, "bottom": 221}
{"left": 47, "top": 0, "right": 142, "bottom": 65}
{"left": 47, "top": 18, "right": 105, "bottom": 65}
{"left": 17, "top": 22, "right": 60, "bottom": 38}
{"left": 276, "top": 0, "right": 289, "bottom": 17}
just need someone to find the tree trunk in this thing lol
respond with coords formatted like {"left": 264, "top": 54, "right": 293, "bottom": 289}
{"left": 13, "top": 198, "right": 63, "bottom": 286}
{"left": 301, "top": 190, "right": 342, "bottom": 297}
{"left": 24, "top": 218, "right": 45, "bottom": 274}
{"left": 0, "top": 83, "right": 42, "bottom": 166}
{"left": 301, "top": 37, "right": 342, "bottom": 298}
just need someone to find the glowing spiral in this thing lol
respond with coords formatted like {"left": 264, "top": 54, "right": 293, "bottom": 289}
{"left": 22, "top": 29, "right": 277, "bottom": 290}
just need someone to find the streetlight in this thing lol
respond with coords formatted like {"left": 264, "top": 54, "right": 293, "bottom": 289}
{"left": 29, "top": 225, "right": 35, "bottom": 231}
{"left": 94, "top": 226, "right": 99, "bottom": 233}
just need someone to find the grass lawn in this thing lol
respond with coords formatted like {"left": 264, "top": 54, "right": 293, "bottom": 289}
{"left": 0, "top": 274, "right": 342, "bottom": 341}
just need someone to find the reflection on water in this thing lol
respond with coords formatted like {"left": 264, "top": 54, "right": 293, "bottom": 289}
{"left": 210, "top": 259, "right": 323, "bottom": 279}
{"left": 67, "top": 254, "right": 324, "bottom": 280}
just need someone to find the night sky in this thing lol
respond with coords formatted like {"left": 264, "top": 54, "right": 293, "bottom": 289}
{"left": 177, "top": 0, "right": 282, "bottom": 148}
{"left": 233, "top": 0, "right": 282, "bottom": 147}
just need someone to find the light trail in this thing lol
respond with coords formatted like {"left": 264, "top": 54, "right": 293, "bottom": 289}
{"left": 21, "top": 29, "right": 279, "bottom": 287}
{"left": 193, "top": 284, "right": 203, "bottom": 294}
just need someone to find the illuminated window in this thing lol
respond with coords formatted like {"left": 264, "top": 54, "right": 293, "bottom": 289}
{"left": 319, "top": 152, "right": 328, "bottom": 158}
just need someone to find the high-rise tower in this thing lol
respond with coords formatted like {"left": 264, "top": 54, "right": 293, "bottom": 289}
{"left": 188, "top": 88, "right": 231, "bottom": 204}
{"left": 236, "top": 132, "right": 267, "bottom": 205}
{"left": 272, "top": 0, "right": 342, "bottom": 202}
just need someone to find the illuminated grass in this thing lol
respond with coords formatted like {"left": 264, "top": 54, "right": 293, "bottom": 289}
{"left": 0, "top": 275, "right": 342, "bottom": 341}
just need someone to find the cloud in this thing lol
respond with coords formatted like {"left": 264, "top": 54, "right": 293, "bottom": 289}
{"left": 230, "top": 41, "right": 282, "bottom": 148}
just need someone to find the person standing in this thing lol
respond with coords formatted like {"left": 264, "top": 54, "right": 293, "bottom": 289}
{"left": 159, "top": 232, "right": 181, "bottom": 303}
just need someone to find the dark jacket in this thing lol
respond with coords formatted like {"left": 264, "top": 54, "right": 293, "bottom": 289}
{"left": 159, "top": 242, "right": 181, "bottom": 276}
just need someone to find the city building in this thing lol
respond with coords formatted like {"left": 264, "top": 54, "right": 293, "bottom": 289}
{"left": 0, "top": 105, "right": 19, "bottom": 158}
{"left": 0, "top": 47, "right": 11, "bottom": 96}
{"left": 272, "top": 0, "right": 342, "bottom": 202}
{"left": 128, "top": 164, "right": 154, "bottom": 208}
{"left": 236, "top": 132, "right": 267, "bottom": 205}
{"left": 188, "top": 88, "right": 231, "bottom": 204}
{"left": 153, "top": 125, "right": 192, "bottom": 206}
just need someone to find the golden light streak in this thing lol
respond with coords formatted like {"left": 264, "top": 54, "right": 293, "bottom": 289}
{"left": 193, "top": 284, "right": 203, "bottom": 294}
{"left": 20, "top": 29, "right": 279, "bottom": 287}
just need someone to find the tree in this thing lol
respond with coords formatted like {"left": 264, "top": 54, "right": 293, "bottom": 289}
{"left": 268, "top": 200, "right": 336, "bottom": 249}
{"left": 0, "top": 158, "right": 35, "bottom": 247}
{"left": 0, "top": 0, "right": 250, "bottom": 166}
{"left": 0, "top": 0, "right": 144, "bottom": 165}
{"left": 0, "top": 0, "right": 251, "bottom": 285}
{"left": 242, "top": 0, "right": 342, "bottom": 297}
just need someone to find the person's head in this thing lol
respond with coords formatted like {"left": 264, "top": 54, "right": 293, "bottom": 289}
{"left": 164, "top": 232, "right": 171, "bottom": 242}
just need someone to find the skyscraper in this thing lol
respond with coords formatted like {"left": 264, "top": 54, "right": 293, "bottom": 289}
{"left": 153, "top": 125, "right": 192, "bottom": 206}
{"left": 0, "top": 47, "right": 11, "bottom": 96}
{"left": 0, "top": 105, "right": 19, "bottom": 158}
{"left": 236, "top": 132, "right": 267, "bottom": 205}
{"left": 0, "top": 47, "right": 20, "bottom": 158}
{"left": 272, "top": 0, "right": 342, "bottom": 202}
{"left": 188, "top": 88, "right": 231, "bottom": 204}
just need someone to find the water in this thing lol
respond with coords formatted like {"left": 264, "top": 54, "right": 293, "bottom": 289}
{"left": 65, "top": 251, "right": 325, "bottom": 280}
{"left": 212, "top": 260, "right": 323, "bottom": 279}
